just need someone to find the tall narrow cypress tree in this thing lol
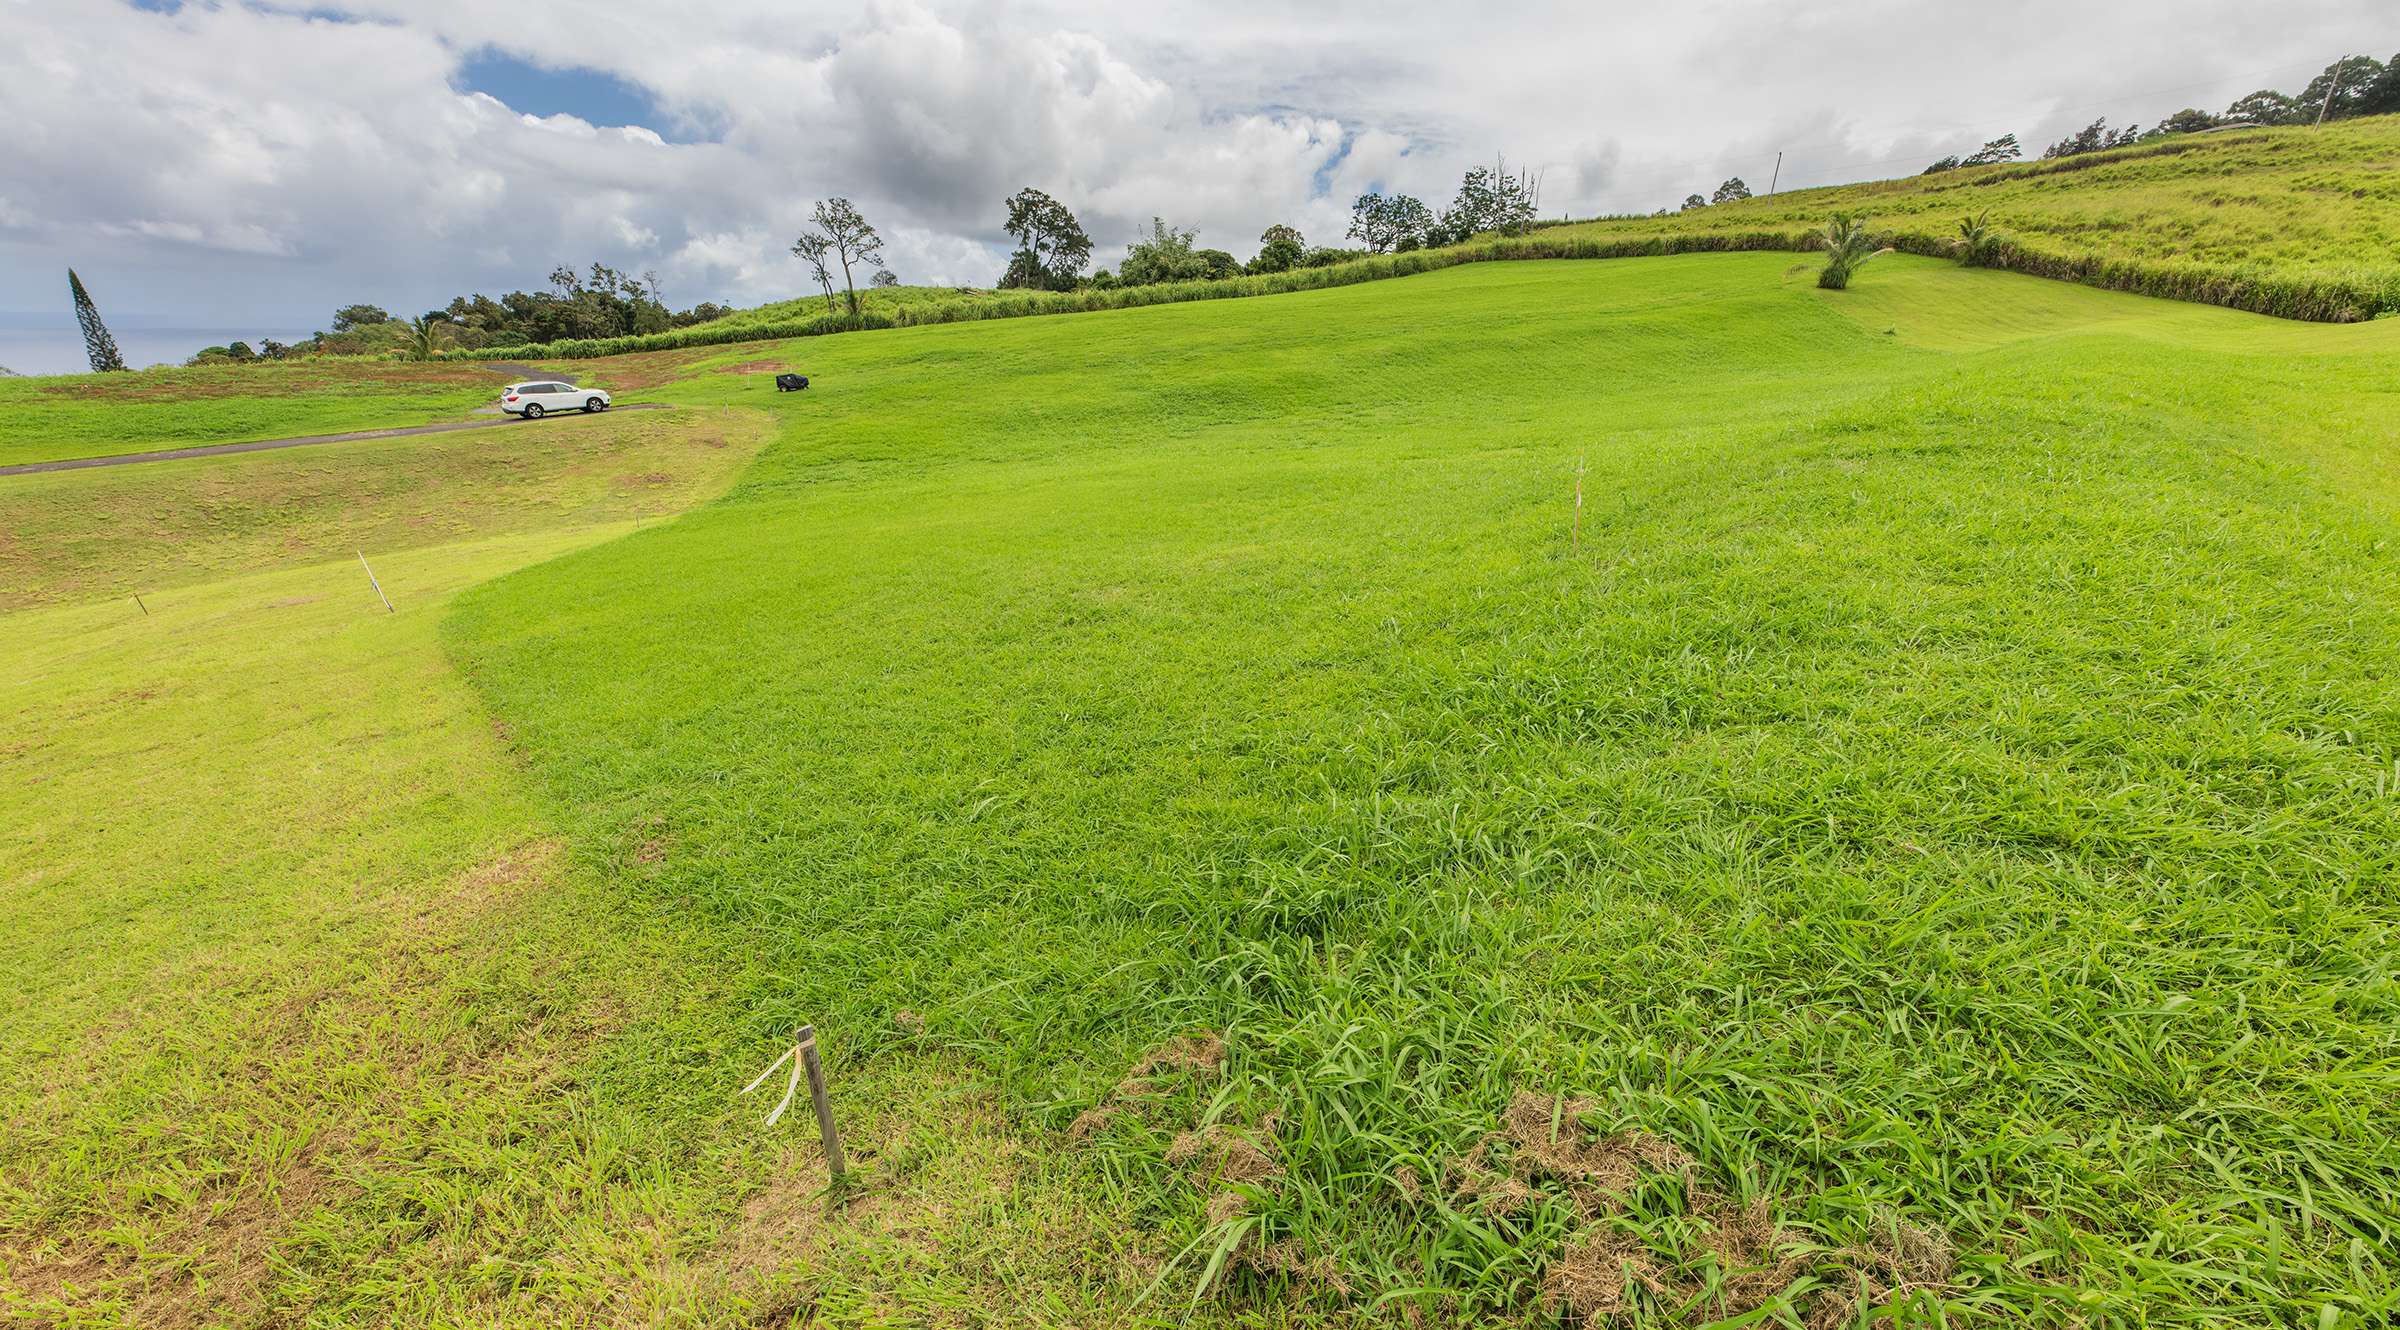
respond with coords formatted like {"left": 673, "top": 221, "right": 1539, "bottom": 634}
{"left": 69, "top": 269, "right": 126, "bottom": 373}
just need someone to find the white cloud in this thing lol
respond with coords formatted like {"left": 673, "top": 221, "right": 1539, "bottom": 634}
{"left": 0, "top": 0, "right": 2389, "bottom": 331}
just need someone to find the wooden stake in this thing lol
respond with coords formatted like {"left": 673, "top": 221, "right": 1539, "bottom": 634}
{"left": 797, "top": 1025, "right": 847, "bottom": 1180}
{"left": 357, "top": 550, "right": 395, "bottom": 613}
{"left": 133, "top": 592, "right": 148, "bottom": 617}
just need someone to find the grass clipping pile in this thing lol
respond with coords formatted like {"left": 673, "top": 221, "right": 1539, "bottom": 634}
{"left": 1471, "top": 1092, "right": 1952, "bottom": 1327}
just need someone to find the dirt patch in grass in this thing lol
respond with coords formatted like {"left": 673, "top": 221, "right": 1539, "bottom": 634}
{"left": 721, "top": 361, "right": 789, "bottom": 375}
{"left": 572, "top": 346, "right": 737, "bottom": 393}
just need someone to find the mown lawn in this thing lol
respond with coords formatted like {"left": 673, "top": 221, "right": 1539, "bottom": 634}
{"left": 0, "top": 361, "right": 514, "bottom": 469}
{"left": 0, "top": 421, "right": 1147, "bottom": 1327}
{"left": 0, "top": 406, "right": 770, "bottom": 610}
{"left": 445, "top": 254, "right": 2400, "bottom": 1326}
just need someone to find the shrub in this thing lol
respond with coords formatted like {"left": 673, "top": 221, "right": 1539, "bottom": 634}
{"left": 1816, "top": 214, "right": 1888, "bottom": 290}
{"left": 1956, "top": 212, "right": 2002, "bottom": 267}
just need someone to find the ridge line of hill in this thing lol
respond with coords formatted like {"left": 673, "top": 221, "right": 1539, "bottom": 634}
{"left": 442, "top": 117, "right": 2399, "bottom": 363}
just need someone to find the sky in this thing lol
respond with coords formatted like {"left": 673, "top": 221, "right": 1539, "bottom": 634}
{"left": 0, "top": 0, "right": 2388, "bottom": 370}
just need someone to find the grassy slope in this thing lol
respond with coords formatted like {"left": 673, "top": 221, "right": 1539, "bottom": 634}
{"left": 1556, "top": 118, "right": 2400, "bottom": 296}
{"left": 446, "top": 255, "right": 2400, "bottom": 1325}
{"left": 0, "top": 406, "right": 770, "bottom": 610}
{"left": 0, "top": 423, "right": 1147, "bottom": 1327}
{"left": 0, "top": 362, "right": 522, "bottom": 470}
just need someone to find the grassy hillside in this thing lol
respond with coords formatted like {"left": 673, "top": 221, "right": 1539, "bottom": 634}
{"left": 437, "top": 255, "right": 2400, "bottom": 1325}
{"left": 0, "top": 362, "right": 513, "bottom": 469}
{"left": 0, "top": 422, "right": 1145, "bottom": 1326}
{"left": 1552, "top": 118, "right": 2400, "bottom": 319}
{"left": 1561, "top": 118, "right": 2400, "bottom": 272}
{"left": 462, "top": 118, "right": 2400, "bottom": 367}
{"left": 0, "top": 406, "right": 768, "bottom": 609}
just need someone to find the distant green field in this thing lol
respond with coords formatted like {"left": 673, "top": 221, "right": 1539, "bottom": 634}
{"left": 438, "top": 255, "right": 2400, "bottom": 1325}
{"left": 0, "top": 362, "right": 508, "bottom": 469}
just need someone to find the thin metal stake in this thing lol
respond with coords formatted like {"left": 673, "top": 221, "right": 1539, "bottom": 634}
{"left": 357, "top": 550, "right": 395, "bottom": 613}
{"left": 133, "top": 592, "right": 148, "bottom": 617}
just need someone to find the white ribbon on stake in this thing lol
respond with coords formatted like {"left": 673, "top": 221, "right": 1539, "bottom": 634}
{"left": 742, "top": 1024, "right": 811, "bottom": 1127}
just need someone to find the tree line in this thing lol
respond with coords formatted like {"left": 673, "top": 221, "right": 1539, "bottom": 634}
{"left": 187, "top": 263, "right": 732, "bottom": 365}
{"left": 987, "top": 160, "right": 1545, "bottom": 293}
{"left": 1921, "top": 51, "right": 2398, "bottom": 173}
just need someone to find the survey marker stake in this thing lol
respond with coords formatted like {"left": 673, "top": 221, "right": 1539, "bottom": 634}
{"left": 744, "top": 1023, "right": 847, "bottom": 1180}
{"left": 357, "top": 550, "right": 395, "bottom": 613}
{"left": 1573, "top": 454, "right": 1587, "bottom": 552}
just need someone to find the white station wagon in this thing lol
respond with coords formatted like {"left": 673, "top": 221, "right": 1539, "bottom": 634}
{"left": 501, "top": 380, "right": 610, "bottom": 418}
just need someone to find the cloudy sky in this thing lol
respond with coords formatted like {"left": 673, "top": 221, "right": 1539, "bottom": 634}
{"left": 0, "top": 0, "right": 2387, "bottom": 369}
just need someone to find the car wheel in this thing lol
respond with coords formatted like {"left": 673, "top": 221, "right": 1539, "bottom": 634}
{"left": 585, "top": 397, "right": 605, "bottom": 413}
{"left": 524, "top": 403, "right": 544, "bottom": 419}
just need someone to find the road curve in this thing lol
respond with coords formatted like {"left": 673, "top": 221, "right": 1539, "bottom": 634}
{"left": 0, "top": 403, "right": 672, "bottom": 477}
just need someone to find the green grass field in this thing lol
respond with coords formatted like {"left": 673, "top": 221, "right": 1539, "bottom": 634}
{"left": 0, "top": 362, "right": 535, "bottom": 470}
{"left": 6, "top": 251, "right": 2398, "bottom": 1327}
{"left": 0, "top": 406, "right": 770, "bottom": 610}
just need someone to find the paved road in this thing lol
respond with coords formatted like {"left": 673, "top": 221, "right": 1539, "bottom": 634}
{"left": 0, "top": 403, "right": 670, "bottom": 477}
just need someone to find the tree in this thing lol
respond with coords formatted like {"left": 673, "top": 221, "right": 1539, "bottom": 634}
{"left": 1192, "top": 248, "right": 1242, "bottom": 281}
{"left": 1348, "top": 193, "right": 1435, "bottom": 254}
{"left": 1815, "top": 213, "right": 1889, "bottom": 290}
{"left": 1955, "top": 211, "right": 2001, "bottom": 267}
{"left": 1250, "top": 224, "right": 1306, "bottom": 274}
{"left": 406, "top": 313, "right": 453, "bottom": 361}
{"left": 2359, "top": 54, "right": 2400, "bottom": 117}
{"left": 1962, "top": 134, "right": 2021, "bottom": 167}
{"left": 790, "top": 231, "right": 839, "bottom": 314}
{"left": 331, "top": 303, "right": 391, "bottom": 332}
{"left": 1681, "top": 193, "right": 1709, "bottom": 211}
{"left": 2156, "top": 108, "right": 2218, "bottom": 135}
{"left": 998, "top": 187, "right": 1093, "bottom": 291}
{"left": 1119, "top": 218, "right": 1201, "bottom": 286}
{"left": 2299, "top": 55, "right": 2385, "bottom": 122}
{"left": 871, "top": 269, "right": 900, "bottom": 288}
{"left": 2222, "top": 90, "right": 2301, "bottom": 126}
{"left": 1922, "top": 156, "right": 1962, "bottom": 175}
{"left": 2042, "top": 119, "right": 2139, "bottom": 159}
{"left": 799, "top": 198, "right": 883, "bottom": 317}
{"left": 1711, "top": 177, "right": 1752, "bottom": 205}
{"left": 1433, "top": 162, "right": 1539, "bottom": 244}
{"left": 68, "top": 269, "right": 125, "bottom": 373}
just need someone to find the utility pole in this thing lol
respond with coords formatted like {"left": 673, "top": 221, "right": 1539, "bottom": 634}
{"left": 1769, "top": 151, "right": 1783, "bottom": 195}
{"left": 2315, "top": 67, "right": 2343, "bottom": 127}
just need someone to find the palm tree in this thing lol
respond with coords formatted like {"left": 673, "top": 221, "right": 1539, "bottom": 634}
{"left": 1956, "top": 211, "right": 2000, "bottom": 267}
{"left": 408, "top": 313, "right": 446, "bottom": 361}
{"left": 1816, "top": 213, "right": 1890, "bottom": 290}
